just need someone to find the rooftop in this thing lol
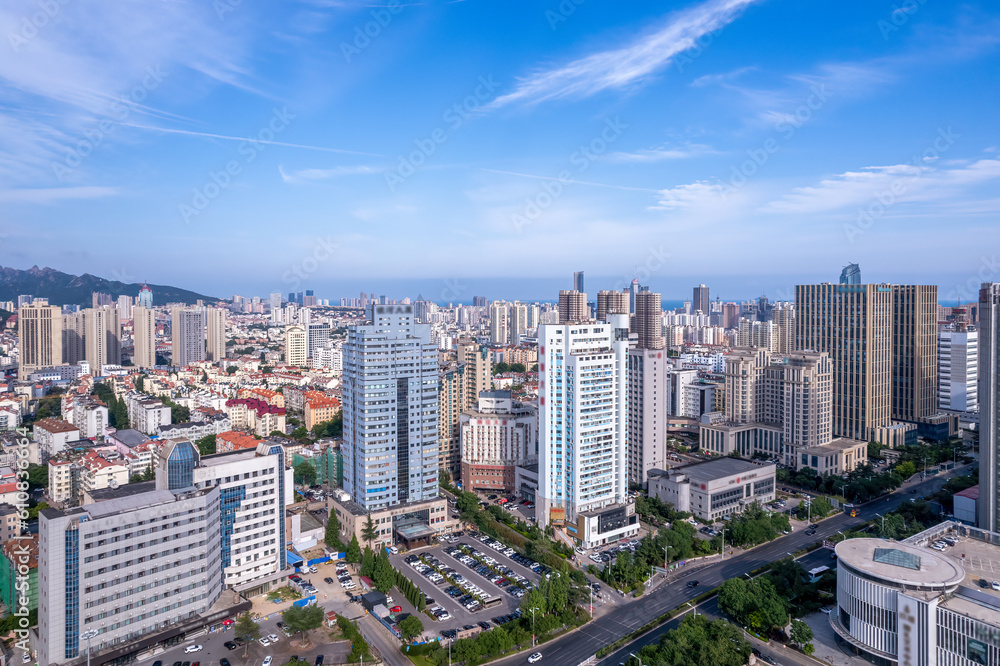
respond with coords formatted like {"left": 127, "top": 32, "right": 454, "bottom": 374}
{"left": 111, "top": 429, "right": 151, "bottom": 448}
{"left": 956, "top": 485, "right": 979, "bottom": 500}
{"left": 799, "top": 437, "right": 867, "bottom": 454}
{"left": 86, "top": 481, "right": 156, "bottom": 503}
{"left": 34, "top": 418, "right": 79, "bottom": 434}
{"left": 835, "top": 537, "right": 965, "bottom": 588}
{"left": 672, "top": 456, "right": 775, "bottom": 483}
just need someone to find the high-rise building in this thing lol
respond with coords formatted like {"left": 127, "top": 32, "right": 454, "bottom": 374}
{"left": 84, "top": 305, "right": 121, "bottom": 369}
{"left": 510, "top": 302, "right": 528, "bottom": 344}
{"left": 61, "top": 311, "right": 86, "bottom": 365}
{"left": 91, "top": 291, "right": 112, "bottom": 309}
{"left": 18, "top": 300, "right": 62, "bottom": 379}
{"left": 692, "top": 284, "right": 710, "bottom": 315}
{"left": 722, "top": 302, "right": 740, "bottom": 329}
{"left": 538, "top": 312, "right": 638, "bottom": 546}
{"left": 136, "top": 283, "right": 153, "bottom": 308}
{"left": 938, "top": 318, "right": 978, "bottom": 413}
{"left": 573, "top": 271, "right": 585, "bottom": 293}
{"left": 171, "top": 307, "right": 206, "bottom": 368}
{"left": 795, "top": 283, "right": 893, "bottom": 443}
{"left": 342, "top": 304, "right": 439, "bottom": 511}
{"left": 285, "top": 324, "right": 307, "bottom": 366}
{"left": 460, "top": 390, "right": 537, "bottom": 493}
{"left": 308, "top": 323, "right": 331, "bottom": 359}
{"left": 269, "top": 292, "right": 282, "bottom": 310}
{"left": 37, "top": 484, "right": 223, "bottom": 666}
{"left": 458, "top": 340, "right": 492, "bottom": 409}
{"left": 979, "top": 283, "right": 1000, "bottom": 531}
{"left": 438, "top": 361, "right": 465, "bottom": 480}
{"left": 116, "top": 294, "right": 133, "bottom": 320}
{"left": 158, "top": 438, "right": 290, "bottom": 587}
{"left": 839, "top": 262, "right": 862, "bottom": 285}
{"left": 891, "top": 285, "right": 938, "bottom": 422}
{"left": 205, "top": 307, "right": 227, "bottom": 363}
{"left": 557, "top": 290, "right": 587, "bottom": 324}
{"left": 627, "top": 348, "right": 669, "bottom": 484}
{"left": 133, "top": 306, "right": 157, "bottom": 369}
{"left": 489, "top": 301, "right": 510, "bottom": 345}
{"left": 629, "top": 279, "right": 641, "bottom": 314}
{"left": 633, "top": 290, "right": 663, "bottom": 350}
{"left": 596, "top": 290, "right": 629, "bottom": 322}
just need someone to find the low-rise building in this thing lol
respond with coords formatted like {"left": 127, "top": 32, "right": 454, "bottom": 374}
{"left": 0, "top": 535, "right": 38, "bottom": 612}
{"left": 329, "top": 489, "right": 457, "bottom": 551}
{"left": 0, "top": 504, "right": 21, "bottom": 543}
{"left": 304, "top": 394, "right": 340, "bottom": 430}
{"left": 460, "top": 390, "right": 537, "bottom": 493}
{"left": 33, "top": 418, "right": 80, "bottom": 462}
{"left": 796, "top": 438, "right": 868, "bottom": 476}
{"left": 648, "top": 458, "right": 776, "bottom": 521}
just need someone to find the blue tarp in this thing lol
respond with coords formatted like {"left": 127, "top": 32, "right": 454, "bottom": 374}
{"left": 286, "top": 550, "right": 305, "bottom": 565}
{"left": 307, "top": 556, "right": 331, "bottom": 565}
{"left": 293, "top": 595, "right": 317, "bottom": 607}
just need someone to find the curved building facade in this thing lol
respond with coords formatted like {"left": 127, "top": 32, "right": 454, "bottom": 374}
{"left": 833, "top": 530, "right": 1000, "bottom": 666}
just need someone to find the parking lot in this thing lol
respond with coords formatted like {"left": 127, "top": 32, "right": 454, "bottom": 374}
{"left": 387, "top": 531, "right": 552, "bottom": 639}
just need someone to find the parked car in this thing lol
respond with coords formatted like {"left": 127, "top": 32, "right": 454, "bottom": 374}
{"left": 185, "top": 646, "right": 203, "bottom": 654}
{"left": 390, "top": 606, "right": 402, "bottom": 613}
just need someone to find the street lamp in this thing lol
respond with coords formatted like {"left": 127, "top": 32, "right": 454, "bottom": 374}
{"left": 81, "top": 629, "right": 99, "bottom": 666}
{"left": 629, "top": 652, "right": 645, "bottom": 666}
{"left": 530, "top": 607, "right": 538, "bottom": 647}
{"left": 685, "top": 601, "right": 697, "bottom": 618}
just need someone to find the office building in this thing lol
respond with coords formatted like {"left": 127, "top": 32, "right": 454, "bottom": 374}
{"left": 839, "top": 262, "right": 862, "bottom": 285}
{"left": 341, "top": 304, "right": 439, "bottom": 512}
{"left": 158, "top": 438, "right": 290, "bottom": 592}
{"left": 85, "top": 305, "right": 121, "bottom": 369}
{"left": 460, "top": 390, "right": 537, "bottom": 493}
{"left": 938, "top": 321, "right": 978, "bottom": 412}
{"left": 438, "top": 361, "right": 466, "bottom": 481}
{"left": 537, "top": 312, "right": 638, "bottom": 546}
{"left": 795, "top": 283, "right": 896, "bottom": 444}
{"left": 205, "top": 307, "right": 226, "bottom": 363}
{"left": 285, "top": 324, "right": 307, "bottom": 366}
{"left": 633, "top": 290, "right": 663, "bottom": 350}
{"left": 692, "top": 284, "right": 710, "bottom": 315}
{"left": 307, "top": 323, "right": 331, "bottom": 359}
{"left": 573, "top": 271, "right": 584, "bottom": 293}
{"left": 171, "top": 307, "right": 205, "bottom": 368}
{"left": 596, "top": 290, "right": 629, "bottom": 323}
{"left": 722, "top": 302, "right": 740, "bottom": 329}
{"left": 37, "top": 484, "right": 224, "bottom": 666}
{"left": 831, "top": 523, "right": 1000, "bottom": 666}
{"left": 133, "top": 306, "right": 157, "bottom": 369}
{"left": 648, "top": 458, "right": 776, "bottom": 521}
{"left": 489, "top": 301, "right": 510, "bottom": 345}
{"left": 18, "top": 300, "right": 62, "bottom": 379}
{"left": 557, "top": 290, "right": 587, "bottom": 324}
{"left": 891, "top": 285, "right": 938, "bottom": 423}
{"left": 136, "top": 283, "right": 153, "bottom": 308}
{"left": 979, "top": 283, "right": 1000, "bottom": 532}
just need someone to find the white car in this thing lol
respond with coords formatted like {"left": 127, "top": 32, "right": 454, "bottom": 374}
{"left": 267, "top": 633, "right": 279, "bottom": 642}
{"left": 308, "top": 566, "right": 318, "bottom": 573}
{"left": 185, "top": 645, "right": 203, "bottom": 653}
{"left": 528, "top": 652, "right": 543, "bottom": 663}
{"left": 263, "top": 658, "right": 273, "bottom": 666}
{"left": 259, "top": 637, "right": 271, "bottom": 647}
{"left": 992, "top": 581, "right": 1000, "bottom": 591}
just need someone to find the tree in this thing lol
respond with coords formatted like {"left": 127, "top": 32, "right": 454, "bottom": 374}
{"left": 346, "top": 534, "right": 362, "bottom": 565}
{"left": 640, "top": 614, "right": 750, "bottom": 666}
{"left": 202, "top": 370, "right": 209, "bottom": 382}
{"left": 325, "top": 510, "right": 343, "bottom": 550}
{"left": 226, "top": 366, "right": 238, "bottom": 375}
{"left": 361, "top": 513, "right": 378, "bottom": 549}
{"left": 718, "top": 577, "right": 788, "bottom": 634}
{"left": 372, "top": 552, "right": 394, "bottom": 592}
{"left": 896, "top": 460, "right": 917, "bottom": 478}
{"left": 235, "top": 613, "right": 260, "bottom": 657}
{"left": 294, "top": 460, "right": 317, "bottom": 486}
{"left": 282, "top": 604, "right": 324, "bottom": 646}
{"left": 26, "top": 464, "right": 48, "bottom": 490}
{"left": 135, "top": 375, "right": 145, "bottom": 392}
{"left": 195, "top": 434, "right": 216, "bottom": 456}
{"left": 790, "top": 619, "right": 813, "bottom": 648}
{"left": 398, "top": 614, "right": 424, "bottom": 642}
{"left": 867, "top": 441, "right": 884, "bottom": 460}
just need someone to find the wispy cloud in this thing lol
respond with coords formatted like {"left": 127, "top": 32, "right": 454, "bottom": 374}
{"left": 763, "top": 159, "right": 1000, "bottom": 214}
{"left": 279, "top": 164, "right": 381, "bottom": 183}
{"left": 487, "top": 0, "right": 761, "bottom": 109}
{"left": 479, "top": 168, "right": 660, "bottom": 193}
{"left": 119, "top": 124, "right": 386, "bottom": 158}
{"left": 652, "top": 181, "right": 726, "bottom": 209}
{"left": 609, "top": 142, "right": 715, "bottom": 162}
{"left": 0, "top": 186, "right": 121, "bottom": 203}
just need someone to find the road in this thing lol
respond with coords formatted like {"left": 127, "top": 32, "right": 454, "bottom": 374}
{"left": 492, "top": 465, "right": 969, "bottom": 666}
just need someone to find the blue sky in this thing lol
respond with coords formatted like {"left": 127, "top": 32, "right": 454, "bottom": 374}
{"left": 0, "top": 0, "right": 998, "bottom": 302}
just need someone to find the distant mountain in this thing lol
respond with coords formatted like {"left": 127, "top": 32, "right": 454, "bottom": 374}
{"left": 0, "top": 265, "right": 216, "bottom": 307}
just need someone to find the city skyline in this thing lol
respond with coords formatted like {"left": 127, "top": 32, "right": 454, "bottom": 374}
{"left": 0, "top": 1, "right": 997, "bottom": 294}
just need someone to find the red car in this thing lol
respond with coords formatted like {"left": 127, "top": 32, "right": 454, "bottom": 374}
{"left": 390, "top": 606, "right": 402, "bottom": 613}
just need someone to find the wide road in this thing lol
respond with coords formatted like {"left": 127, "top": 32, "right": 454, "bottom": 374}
{"left": 493, "top": 465, "right": 970, "bottom": 666}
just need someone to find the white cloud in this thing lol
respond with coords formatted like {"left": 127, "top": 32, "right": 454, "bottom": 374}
{"left": 487, "top": 0, "right": 761, "bottom": 109}
{"left": 609, "top": 142, "right": 715, "bottom": 162}
{"left": 652, "top": 181, "right": 726, "bottom": 209}
{"left": 0, "top": 186, "right": 121, "bottom": 203}
{"left": 279, "top": 164, "right": 381, "bottom": 183}
{"left": 763, "top": 159, "right": 1000, "bottom": 214}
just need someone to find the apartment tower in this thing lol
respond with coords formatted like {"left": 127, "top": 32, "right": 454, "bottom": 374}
{"left": 18, "top": 300, "right": 62, "bottom": 379}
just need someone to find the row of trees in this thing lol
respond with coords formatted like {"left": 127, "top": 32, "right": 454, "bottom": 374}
{"left": 637, "top": 614, "right": 751, "bottom": 666}
{"left": 492, "top": 362, "right": 526, "bottom": 375}
{"left": 596, "top": 519, "right": 719, "bottom": 592}
{"left": 795, "top": 496, "right": 834, "bottom": 522}
{"left": 778, "top": 461, "right": 904, "bottom": 503}
{"left": 726, "top": 503, "right": 792, "bottom": 547}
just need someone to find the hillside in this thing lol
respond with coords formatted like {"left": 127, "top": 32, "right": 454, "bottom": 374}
{"left": 0, "top": 265, "right": 216, "bottom": 307}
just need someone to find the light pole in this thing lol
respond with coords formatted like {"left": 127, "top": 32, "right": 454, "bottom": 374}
{"left": 685, "top": 601, "right": 696, "bottom": 618}
{"left": 81, "top": 629, "right": 99, "bottom": 666}
{"left": 530, "top": 607, "right": 538, "bottom": 647}
{"left": 629, "top": 652, "right": 645, "bottom": 666}
{"left": 875, "top": 513, "right": 884, "bottom": 534}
